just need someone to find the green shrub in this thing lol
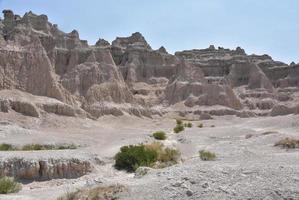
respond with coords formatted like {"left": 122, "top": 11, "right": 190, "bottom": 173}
{"left": 153, "top": 131, "right": 167, "bottom": 140}
{"left": 0, "top": 177, "right": 21, "bottom": 194}
{"left": 174, "top": 124, "right": 184, "bottom": 133}
{"left": 0, "top": 144, "right": 15, "bottom": 151}
{"left": 115, "top": 143, "right": 181, "bottom": 172}
{"left": 114, "top": 144, "right": 158, "bottom": 172}
{"left": 199, "top": 150, "right": 216, "bottom": 161}
{"left": 197, "top": 123, "right": 203, "bottom": 128}
{"left": 176, "top": 119, "right": 183, "bottom": 125}
{"left": 184, "top": 122, "right": 193, "bottom": 128}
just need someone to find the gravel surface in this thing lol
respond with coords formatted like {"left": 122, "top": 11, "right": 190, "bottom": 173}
{"left": 0, "top": 112, "right": 299, "bottom": 200}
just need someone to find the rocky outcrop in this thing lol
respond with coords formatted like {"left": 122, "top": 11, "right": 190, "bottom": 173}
{"left": 10, "top": 100, "right": 40, "bottom": 117}
{"left": 0, "top": 157, "right": 91, "bottom": 180}
{"left": 0, "top": 10, "right": 299, "bottom": 118}
{"left": 270, "top": 104, "right": 294, "bottom": 116}
{"left": 0, "top": 89, "right": 86, "bottom": 117}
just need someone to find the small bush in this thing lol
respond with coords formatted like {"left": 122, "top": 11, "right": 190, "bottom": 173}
{"left": 153, "top": 131, "right": 167, "bottom": 140}
{"left": 145, "top": 142, "right": 164, "bottom": 155}
{"left": 184, "top": 122, "right": 193, "bottom": 128}
{"left": 274, "top": 138, "right": 299, "bottom": 149}
{"left": 145, "top": 142, "right": 180, "bottom": 168}
{"left": 197, "top": 123, "right": 203, "bottom": 128}
{"left": 210, "top": 125, "right": 215, "bottom": 128}
{"left": 174, "top": 124, "right": 184, "bottom": 133}
{"left": 159, "top": 148, "right": 180, "bottom": 163}
{"left": 0, "top": 144, "right": 15, "bottom": 151}
{"left": 176, "top": 119, "right": 183, "bottom": 125}
{"left": 114, "top": 144, "right": 158, "bottom": 172}
{"left": 0, "top": 177, "right": 22, "bottom": 194}
{"left": 115, "top": 143, "right": 181, "bottom": 172}
{"left": 199, "top": 150, "right": 216, "bottom": 161}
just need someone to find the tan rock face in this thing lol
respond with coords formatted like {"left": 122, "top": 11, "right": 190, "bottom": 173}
{"left": 0, "top": 157, "right": 91, "bottom": 180}
{"left": 0, "top": 10, "right": 298, "bottom": 118}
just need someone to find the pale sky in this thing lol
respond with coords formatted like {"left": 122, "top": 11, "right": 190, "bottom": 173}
{"left": 0, "top": 0, "right": 298, "bottom": 64}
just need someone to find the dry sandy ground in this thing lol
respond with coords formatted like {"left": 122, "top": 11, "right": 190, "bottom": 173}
{"left": 0, "top": 111, "right": 299, "bottom": 200}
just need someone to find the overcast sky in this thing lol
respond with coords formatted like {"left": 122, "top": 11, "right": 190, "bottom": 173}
{"left": 0, "top": 0, "right": 298, "bottom": 63}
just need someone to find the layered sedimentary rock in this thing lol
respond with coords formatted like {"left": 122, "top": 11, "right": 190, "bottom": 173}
{"left": 0, "top": 157, "right": 91, "bottom": 180}
{"left": 0, "top": 10, "right": 298, "bottom": 118}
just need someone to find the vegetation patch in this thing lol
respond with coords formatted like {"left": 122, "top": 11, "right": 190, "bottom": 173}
{"left": 174, "top": 124, "right": 184, "bottom": 133}
{"left": 199, "top": 150, "right": 216, "bottom": 161}
{"left": 0, "top": 176, "right": 22, "bottom": 194}
{"left": 0, "top": 143, "right": 78, "bottom": 151}
{"left": 57, "top": 184, "right": 126, "bottom": 200}
{"left": 184, "top": 122, "right": 193, "bottom": 128}
{"left": 197, "top": 123, "right": 203, "bottom": 128}
{"left": 152, "top": 131, "right": 167, "bottom": 140}
{"left": 114, "top": 144, "right": 158, "bottom": 172}
{"left": 176, "top": 119, "right": 183, "bottom": 125}
{"left": 145, "top": 142, "right": 180, "bottom": 168}
{"left": 115, "top": 142, "right": 180, "bottom": 172}
{"left": 0, "top": 144, "right": 16, "bottom": 151}
{"left": 274, "top": 137, "right": 299, "bottom": 149}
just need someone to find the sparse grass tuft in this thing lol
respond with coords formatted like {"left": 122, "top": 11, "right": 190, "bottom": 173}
{"left": 184, "top": 122, "right": 193, "bottom": 128}
{"left": 0, "top": 177, "right": 22, "bottom": 194}
{"left": 57, "top": 190, "right": 77, "bottom": 200}
{"left": 274, "top": 137, "right": 299, "bottom": 149}
{"left": 152, "top": 131, "right": 167, "bottom": 140}
{"left": 57, "top": 185, "right": 126, "bottom": 200}
{"left": 145, "top": 142, "right": 180, "bottom": 168}
{"left": 176, "top": 119, "right": 183, "bottom": 125}
{"left": 159, "top": 147, "right": 180, "bottom": 163}
{"left": 174, "top": 124, "right": 184, "bottom": 133}
{"left": 199, "top": 150, "right": 216, "bottom": 161}
{"left": 197, "top": 123, "right": 203, "bottom": 128}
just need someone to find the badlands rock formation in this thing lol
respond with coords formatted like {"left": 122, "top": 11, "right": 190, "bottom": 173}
{"left": 0, "top": 156, "right": 91, "bottom": 181}
{"left": 0, "top": 10, "right": 299, "bottom": 119}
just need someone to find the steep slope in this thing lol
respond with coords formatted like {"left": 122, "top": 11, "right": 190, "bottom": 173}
{"left": 0, "top": 10, "right": 298, "bottom": 119}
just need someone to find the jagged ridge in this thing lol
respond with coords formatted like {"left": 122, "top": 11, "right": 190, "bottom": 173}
{"left": 0, "top": 10, "right": 299, "bottom": 119}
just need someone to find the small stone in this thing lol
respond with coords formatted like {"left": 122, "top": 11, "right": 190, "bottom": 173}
{"left": 202, "top": 182, "right": 209, "bottom": 189}
{"left": 186, "top": 190, "right": 193, "bottom": 196}
{"left": 172, "top": 181, "right": 183, "bottom": 187}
